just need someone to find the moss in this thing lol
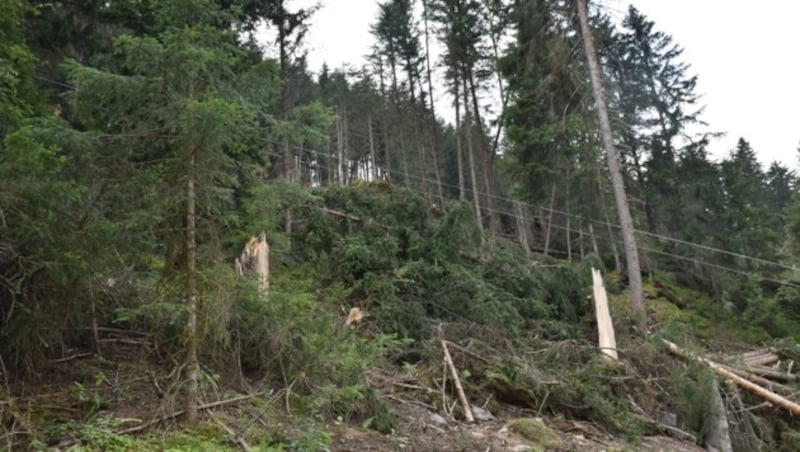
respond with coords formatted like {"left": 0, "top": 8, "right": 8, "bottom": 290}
{"left": 508, "top": 417, "right": 564, "bottom": 449}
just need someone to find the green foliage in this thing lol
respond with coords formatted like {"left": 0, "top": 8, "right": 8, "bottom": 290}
{"left": 667, "top": 362, "right": 715, "bottom": 440}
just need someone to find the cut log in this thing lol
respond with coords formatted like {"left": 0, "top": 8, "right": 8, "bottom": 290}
{"left": 663, "top": 339, "right": 800, "bottom": 416}
{"left": 743, "top": 352, "right": 780, "bottom": 368}
{"left": 720, "top": 364, "right": 796, "bottom": 396}
{"left": 742, "top": 348, "right": 776, "bottom": 359}
{"left": 741, "top": 365, "right": 797, "bottom": 382}
{"left": 591, "top": 268, "right": 618, "bottom": 361}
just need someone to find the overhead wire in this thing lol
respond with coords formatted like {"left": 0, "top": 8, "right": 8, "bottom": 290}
{"left": 297, "top": 144, "right": 799, "bottom": 277}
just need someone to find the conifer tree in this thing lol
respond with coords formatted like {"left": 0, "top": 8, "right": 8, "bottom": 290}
{"left": 64, "top": 0, "right": 261, "bottom": 421}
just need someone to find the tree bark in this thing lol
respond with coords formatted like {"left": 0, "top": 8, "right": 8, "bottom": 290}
{"left": 185, "top": 149, "right": 199, "bottom": 424}
{"left": 466, "top": 69, "right": 497, "bottom": 233}
{"left": 577, "top": 0, "right": 645, "bottom": 327}
{"left": 544, "top": 185, "right": 556, "bottom": 257}
{"left": 454, "top": 73, "right": 465, "bottom": 200}
{"left": 463, "top": 76, "right": 485, "bottom": 243}
{"left": 421, "top": 0, "right": 445, "bottom": 206}
{"left": 368, "top": 112, "right": 377, "bottom": 181}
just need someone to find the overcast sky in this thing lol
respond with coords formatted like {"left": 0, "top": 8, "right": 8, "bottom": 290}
{"left": 286, "top": 0, "right": 800, "bottom": 171}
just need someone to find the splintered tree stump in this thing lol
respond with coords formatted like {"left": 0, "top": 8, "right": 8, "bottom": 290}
{"left": 592, "top": 268, "right": 618, "bottom": 361}
{"left": 236, "top": 232, "right": 270, "bottom": 298}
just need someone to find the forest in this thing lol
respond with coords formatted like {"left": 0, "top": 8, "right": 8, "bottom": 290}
{"left": 2, "top": 0, "right": 800, "bottom": 450}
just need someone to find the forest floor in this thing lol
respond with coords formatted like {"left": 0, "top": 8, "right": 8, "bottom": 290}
{"left": 4, "top": 331, "right": 707, "bottom": 451}
{"left": 3, "top": 279, "right": 796, "bottom": 450}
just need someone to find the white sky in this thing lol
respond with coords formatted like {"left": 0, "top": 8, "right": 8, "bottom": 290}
{"left": 286, "top": 0, "right": 800, "bottom": 171}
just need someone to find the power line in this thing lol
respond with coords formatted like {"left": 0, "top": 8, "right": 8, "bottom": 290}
{"left": 298, "top": 144, "right": 798, "bottom": 276}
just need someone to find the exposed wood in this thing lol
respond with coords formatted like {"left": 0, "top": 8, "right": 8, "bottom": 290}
{"left": 591, "top": 268, "right": 618, "bottom": 361}
{"left": 662, "top": 339, "right": 800, "bottom": 415}
{"left": 742, "top": 349, "right": 780, "bottom": 367}
{"left": 237, "top": 233, "right": 270, "bottom": 297}
{"left": 745, "top": 354, "right": 780, "bottom": 368}
{"left": 441, "top": 339, "right": 474, "bottom": 423}
{"left": 742, "top": 348, "right": 777, "bottom": 359}
{"left": 345, "top": 307, "right": 367, "bottom": 326}
{"left": 719, "top": 364, "right": 796, "bottom": 396}
{"left": 577, "top": 0, "right": 645, "bottom": 328}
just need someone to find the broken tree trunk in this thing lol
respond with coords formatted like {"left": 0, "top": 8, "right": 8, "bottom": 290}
{"left": 706, "top": 377, "right": 734, "bottom": 452}
{"left": 236, "top": 232, "right": 270, "bottom": 298}
{"left": 591, "top": 268, "right": 618, "bottom": 361}
{"left": 662, "top": 339, "right": 800, "bottom": 415}
{"left": 441, "top": 339, "right": 474, "bottom": 423}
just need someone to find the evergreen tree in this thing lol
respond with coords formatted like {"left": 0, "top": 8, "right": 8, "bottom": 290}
{"left": 606, "top": 6, "right": 702, "bottom": 234}
{"left": 63, "top": 0, "right": 262, "bottom": 421}
{"left": 719, "top": 138, "right": 777, "bottom": 263}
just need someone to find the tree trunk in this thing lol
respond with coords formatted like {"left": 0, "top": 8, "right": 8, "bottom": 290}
{"left": 514, "top": 201, "right": 531, "bottom": 256}
{"left": 577, "top": 0, "right": 645, "bottom": 327}
{"left": 377, "top": 56, "right": 392, "bottom": 182}
{"left": 336, "top": 110, "right": 344, "bottom": 184}
{"left": 421, "top": 0, "right": 445, "bottom": 206}
{"left": 454, "top": 74, "right": 465, "bottom": 200}
{"left": 388, "top": 52, "right": 410, "bottom": 187}
{"left": 466, "top": 69, "right": 497, "bottom": 233}
{"left": 185, "top": 149, "right": 199, "bottom": 424}
{"left": 368, "top": 112, "right": 377, "bottom": 181}
{"left": 463, "top": 77, "right": 484, "bottom": 243}
{"left": 544, "top": 184, "right": 556, "bottom": 257}
{"left": 589, "top": 223, "right": 600, "bottom": 258}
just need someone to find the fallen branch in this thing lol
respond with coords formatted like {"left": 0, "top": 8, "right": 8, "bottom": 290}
{"left": 97, "top": 338, "right": 151, "bottom": 346}
{"left": 444, "top": 340, "right": 493, "bottom": 364}
{"left": 441, "top": 339, "right": 474, "bottom": 423}
{"left": 663, "top": 339, "right": 800, "bottom": 415}
{"left": 320, "top": 207, "right": 390, "bottom": 230}
{"left": 118, "top": 390, "right": 268, "bottom": 435}
{"left": 209, "top": 412, "right": 252, "bottom": 451}
{"left": 49, "top": 352, "right": 94, "bottom": 363}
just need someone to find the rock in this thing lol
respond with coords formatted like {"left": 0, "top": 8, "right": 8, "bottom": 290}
{"left": 471, "top": 405, "right": 496, "bottom": 421}
{"left": 428, "top": 412, "right": 449, "bottom": 427}
{"left": 508, "top": 417, "right": 564, "bottom": 450}
{"left": 658, "top": 410, "right": 678, "bottom": 428}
